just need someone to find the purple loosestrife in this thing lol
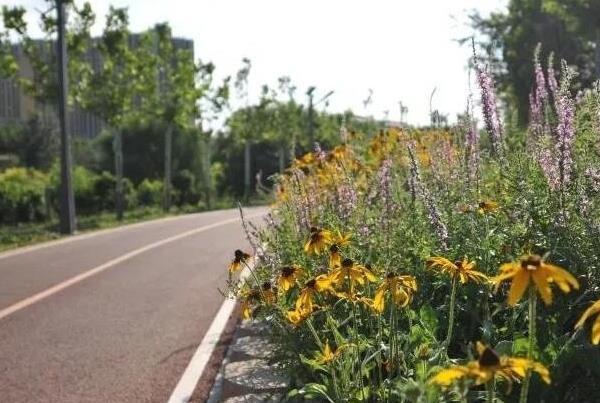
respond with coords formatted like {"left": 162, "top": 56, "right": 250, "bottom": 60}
{"left": 377, "top": 158, "right": 394, "bottom": 216}
{"left": 585, "top": 167, "right": 600, "bottom": 193}
{"left": 474, "top": 59, "right": 504, "bottom": 158}
{"left": 465, "top": 118, "right": 480, "bottom": 182}
{"left": 554, "top": 62, "right": 576, "bottom": 189}
{"left": 407, "top": 142, "right": 449, "bottom": 251}
{"left": 529, "top": 47, "right": 548, "bottom": 144}
{"left": 335, "top": 182, "right": 357, "bottom": 222}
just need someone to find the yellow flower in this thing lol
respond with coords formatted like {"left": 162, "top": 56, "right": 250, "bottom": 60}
{"left": 315, "top": 341, "right": 352, "bottom": 364}
{"left": 294, "top": 275, "right": 334, "bottom": 316}
{"left": 372, "top": 273, "right": 417, "bottom": 313}
{"left": 426, "top": 256, "right": 488, "bottom": 284}
{"left": 286, "top": 308, "right": 309, "bottom": 326}
{"left": 335, "top": 290, "right": 373, "bottom": 309}
{"left": 228, "top": 249, "right": 252, "bottom": 273}
{"left": 575, "top": 299, "right": 600, "bottom": 344}
{"left": 241, "top": 300, "right": 252, "bottom": 320}
{"left": 304, "top": 227, "right": 333, "bottom": 255}
{"left": 332, "top": 231, "right": 351, "bottom": 246}
{"left": 330, "top": 258, "right": 377, "bottom": 290}
{"left": 329, "top": 244, "right": 342, "bottom": 269}
{"left": 294, "top": 152, "right": 314, "bottom": 169}
{"left": 478, "top": 199, "right": 499, "bottom": 214}
{"left": 430, "top": 342, "right": 551, "bottom": 389}
{"left": 328, "top": 232, "right": 351, "bottom": 269}
{"left": 239, "top": 282, "right": 275, "bottom": 319}
{"left": 278, "top": 265, "right": 304, "bottom": 292}
{"left": 491, "top": 254, "right": 579, "bottom": 306}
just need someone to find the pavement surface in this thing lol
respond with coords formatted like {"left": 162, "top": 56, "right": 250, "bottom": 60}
{"left": 0, "top": 207, "right": 267, "bottom": 403}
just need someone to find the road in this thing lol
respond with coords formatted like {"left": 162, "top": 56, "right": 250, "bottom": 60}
{"left": 0, "top": 207, "right": 267, "bottom": 402}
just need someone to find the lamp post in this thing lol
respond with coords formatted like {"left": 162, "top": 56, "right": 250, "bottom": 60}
{"left": 56, "top": 0, "right": 76, "bottom": 234}
{"left": 306, "top": 87, "right": 334, "bottom": 146}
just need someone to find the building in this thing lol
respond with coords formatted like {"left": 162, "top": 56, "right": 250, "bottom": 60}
{"left": 0, "top": 34, "right": 194, "bottom": 138}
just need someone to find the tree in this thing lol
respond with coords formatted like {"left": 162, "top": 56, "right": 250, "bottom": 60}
{"left": 82, "top": 6, "right": 154, "bottom": 220}
{"left": 144, "top": 23, "right": 201, "bottom": 211}
{"left": 1, "top": 1, "right": 95, "bottom": 232}
{"left": 543, "top": 0, "right": 600, "bottom": 78}
{"left": 468, "top": 0, "right": 595, "bottom": 126}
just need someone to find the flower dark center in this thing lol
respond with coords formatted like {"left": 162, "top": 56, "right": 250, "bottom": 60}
{"left": 330, "top": 244, "right": 339, "bottom": 253}
{"left": 478, "top": 347, "right": 501, "bottom": 368}
{"left": 310, "top": 226, "right": 318, "bottom": 233}
{"left": 306, "top": 279, "right": 317, "bottom": 289}
{"left": 521, "top": 255, "right": 542, "bottom": 271}
{"left": 386, "top": 272, "right": 397, "bottom": 279}
{"left": 234, "top": 249, "right": 244, "bottom": 259}
{"left": 281, "top": 266, "right": 295, "bottom": 277}
{"left": 342, "top": 258, "right": 354, "bottom": 268}
{"left": 262, "top": 282, "right": 272, "bottom": 291}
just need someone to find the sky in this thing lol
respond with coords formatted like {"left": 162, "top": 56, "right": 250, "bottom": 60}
{"left": 11, "top": 0, "right": 507, "bottom": 126}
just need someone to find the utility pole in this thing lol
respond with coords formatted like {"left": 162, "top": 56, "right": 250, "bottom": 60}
{"left": 306, "top": 87, "right": 333, "bottom": 147}
{"left": 307, "top": 86, "right": 315, "bottom": 146}
{"left": 56, "top": 0, "right": 76, "bottom": 234}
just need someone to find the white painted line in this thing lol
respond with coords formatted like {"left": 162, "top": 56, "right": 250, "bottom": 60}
{"left": 168, "top": 266, "right": 250, "bottom": 403}
{"left": 0, "top": 212, "right": 264, "bottom": 322}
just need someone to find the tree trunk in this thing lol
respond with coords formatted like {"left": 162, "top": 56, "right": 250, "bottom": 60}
{"left": 163, "top": 123, "right": 173, "bottom": 212}
{"left": 244, "top": 139, "right": 251, "bottom": 203}
{"left": 200, "top": 125, "right": 212, "bottom": 210}
{"left": 114, "top": 129, "right": 124, "bottom": 221}
{"left": 595, "top": 29, "right": 600, "bottom": 79}
{"left": 278, "top": 146, "right": 285, "bottom": 173}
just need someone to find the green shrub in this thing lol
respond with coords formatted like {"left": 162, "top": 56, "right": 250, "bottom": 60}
{"left": 173, "top": 169, "right": 199, "bottom": 206}
{"left": 137, "top": 179, "right": 163, "bottom": 207}
{"left": 0, "top": 167, "right": 49, "bottom": 223}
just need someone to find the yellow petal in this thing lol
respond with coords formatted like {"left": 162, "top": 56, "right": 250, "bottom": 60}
{"left": 592, "top": 316, "right": 600, "bottom": 345}
{"left": 574, "top": 300, "right": 600, "bottom": 329}
{"left": 531, "top": 269, "right": 553, "bottom": 305}
{"left": 544, "top": 263, "right": 579, "bottom": 292}
{"left": 507, "top": 269, "right": 530, "bottom": 306}
{"left": 429, "top": 365, "right": 470, "bottom": 387}
{"left": 373, "top": 287, "right": 386, "bottom": 313}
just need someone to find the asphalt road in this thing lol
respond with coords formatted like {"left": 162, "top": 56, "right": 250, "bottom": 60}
{"left": 0, "top": 207, "right": 267, "bottom": 403}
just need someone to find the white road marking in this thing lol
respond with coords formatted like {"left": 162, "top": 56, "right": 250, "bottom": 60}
{"left": 167, "top": 266, "right": 250, "bottom": 403}
{"left": 0, "top": 212, "right": 264, "bottom": 322}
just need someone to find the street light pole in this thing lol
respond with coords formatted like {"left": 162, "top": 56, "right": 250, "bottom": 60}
{"left": 56, "top": 0, "right": 76, "bottom": 234}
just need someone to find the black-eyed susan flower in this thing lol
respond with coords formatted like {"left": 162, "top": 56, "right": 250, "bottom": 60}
{"left": 332, "top": 231, "right": 351, "bottom": 246}
{"left": 372, "top": 273, "right": 417, "bottom": 313}
{"left": 228, "top": 249, "right": 251, "bottom": 273}
{"left": 330, "top": 258, "right": 377, "bottom": 290}
{"left": 430, "top": 342, "right": 550, "bottom": 389}
{"left": 278, "top": 265, "right": 305, "bottom": 292}
{"left": 491, "top": 254, "right": 579, "bottom": 306}
{"left": 329, "top": 244, "right": 342, "bottom": 269}
{"left": 239, "top": 282, "right": 276, "bottom": 320}
{"left": 304, "top": 227, "right": 333, "bottom": 255}
{"left": 575, "top": 299, "right": 600, "bottom": 344}
{"left": 426, "top": 256, "right": 488, "bottom": 284}
{"left": 315, "top": 341, "right": 352, "bottom": 364}
{"left": 286, "top": 308, "right": 308, "bottom": 326}
{"left": 295, "top": 275, "right": 335, "bottom": 316}
{"left": 478, "top": 199, "right": 499, "bottom": 214}
{"left": 328, "top": 232, "right": 351, "bottom": 269}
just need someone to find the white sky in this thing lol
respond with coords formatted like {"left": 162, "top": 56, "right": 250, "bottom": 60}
{"left": 9, "top": 0, "right": 507, "bottom": 126}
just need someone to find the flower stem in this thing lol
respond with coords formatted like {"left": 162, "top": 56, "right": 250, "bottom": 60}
{"left": 486, "top": 380, "right": 495, "bottom": 403}
{"left": 519, "top": 286, "right": 537, "bottom": 403}
{"left": 445, "top": 276, "right": 458, "bottom": 351}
